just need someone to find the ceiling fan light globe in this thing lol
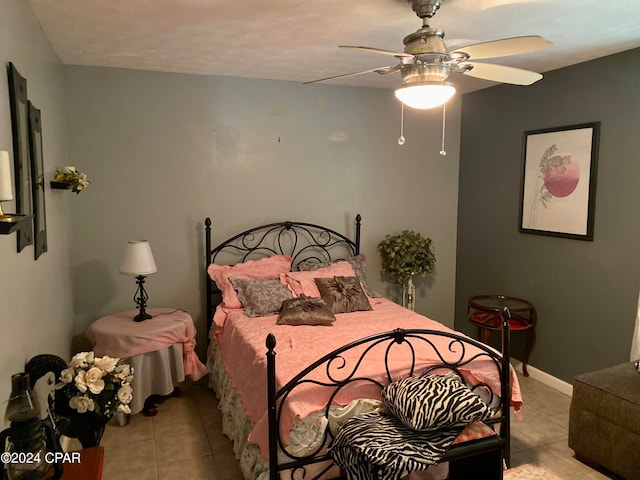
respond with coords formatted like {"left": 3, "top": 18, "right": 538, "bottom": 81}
{"left": 394, "top": 82, "right": 455, "bottom": 109}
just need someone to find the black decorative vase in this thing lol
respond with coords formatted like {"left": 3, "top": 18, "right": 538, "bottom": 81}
{"left": 60, "top": 411, "right": 107, "bottom": 448}
{"left": 76, "top": 421, "right": 106, "bottom": 448}
{"left": 54, "top": 397, "right": 107, "bottom": 448}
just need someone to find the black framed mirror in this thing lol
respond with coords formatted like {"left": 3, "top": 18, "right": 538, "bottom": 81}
{"left": 7, "top": 62, "right": 33, "bottom": 252}
{"left": 28, "top": 101, "right": 46, "bottom": 259}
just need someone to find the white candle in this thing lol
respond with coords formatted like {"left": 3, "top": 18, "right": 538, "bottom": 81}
{"left": 0, "top": 151, "right": 14, "bottom": 202}
{"left": 61, "top": 166, "right": 76, "bottom": 174}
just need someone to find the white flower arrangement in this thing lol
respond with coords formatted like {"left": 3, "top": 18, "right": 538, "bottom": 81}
{"left": 58, "top": 352, "right": 134, "bottom": 419}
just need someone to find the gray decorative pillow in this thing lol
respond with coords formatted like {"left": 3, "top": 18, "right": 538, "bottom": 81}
{"left": 229, "top": 277, "right": 293, "bottom": 317}
{"left": 346, "top": 254, "right": 382, "bottom": 298}
{"left": 298, "top": 254, "right": 382, "bottom": 298}
{"left": 277, "top": 295, "right": 336, "bottom": 326}
{"left": 382, "top": 373, "right": 492, "bottom": 432}
{"left": 314, "top": 276, "right": 373, "bottom": 314}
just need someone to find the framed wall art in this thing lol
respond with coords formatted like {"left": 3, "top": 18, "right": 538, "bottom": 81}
{"left": 519, "top": 122, "right": 600, "bottom": 241}
{"left": 7, "top": 62, "right": 33, "bottom": 252}
{"left": 28, "top": 101, "right": 47, "bottom": 259}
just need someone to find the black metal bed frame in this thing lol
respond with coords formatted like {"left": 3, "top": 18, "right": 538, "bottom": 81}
{"left": 204, "top": 215, "right": 361, "bottom": 334}
{"left": 266, "top": 311, "right": 511, "bottom": 480}
{"left": 203, "top": 215, "right": 511, "bottom": 480}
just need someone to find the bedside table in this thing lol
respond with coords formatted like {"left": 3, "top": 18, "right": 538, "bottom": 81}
{"left": 86, "top": 308, "right": 208, "bottom": 415}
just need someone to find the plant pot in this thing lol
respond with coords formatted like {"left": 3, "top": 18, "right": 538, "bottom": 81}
{"left": 55, "top": 395, "right": 108, "bottom": 448}
{"left": 402, "top": 277, "right": 416, "bottom": 311}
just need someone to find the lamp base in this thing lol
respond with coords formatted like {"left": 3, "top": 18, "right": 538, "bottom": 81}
{"left": 131, "top": 275, "right": 152, "bottom": 322}
{"left": 0, "top": 203, "right": 15, "bottom": 222}
{"left": 0, "top": 201, "right": 12, "bottom": 222}
{"left": 133, "top": 311, "right": 152, "bottom": 322}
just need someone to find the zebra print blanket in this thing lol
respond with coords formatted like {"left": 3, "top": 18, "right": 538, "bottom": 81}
{"left": 330, "top": 411, "right": 463, "bottom": 480}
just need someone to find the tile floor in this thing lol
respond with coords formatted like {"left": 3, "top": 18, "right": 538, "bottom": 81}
{"left": 509, "top": 374, "right": 621, "bottom": 480}
{"left": 94, "top": 373, "right": 621, "bottom": 480}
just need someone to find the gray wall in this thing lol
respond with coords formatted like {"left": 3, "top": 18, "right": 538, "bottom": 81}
{"left": 0, "top": 0, "right": 72, "bottom": 424}
{"left": 455, "top": 48, "right": 640, "bottom": 383}
{"left": 63, "top": 67, "right": 462, "bottom": 355}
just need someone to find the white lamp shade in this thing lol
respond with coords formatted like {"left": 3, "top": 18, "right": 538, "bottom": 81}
{"left": 394, "top": 82, "right": 456, "bottom": 109}
{"left": 0, "top": 151, "right": 14, "bottom": 202}
{"left": 119, "top": 240, "right": 157, "bottom": 276}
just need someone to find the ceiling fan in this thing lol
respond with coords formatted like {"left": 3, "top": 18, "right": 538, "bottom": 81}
{"left": 305, "top": 0, "right": 552, "bottom": 109}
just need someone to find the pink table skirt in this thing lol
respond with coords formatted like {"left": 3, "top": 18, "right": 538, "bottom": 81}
{"left": 86, "top": 308, "right": 208, "bottom": 381}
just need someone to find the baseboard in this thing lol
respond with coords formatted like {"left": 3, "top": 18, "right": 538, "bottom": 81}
{"left": 511, "top": 360, "right": 573, "bottom": 397}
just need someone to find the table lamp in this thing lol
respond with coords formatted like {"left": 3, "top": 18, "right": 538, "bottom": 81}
{"left": 119, "top": 240, "right": 157, "bottom": 322}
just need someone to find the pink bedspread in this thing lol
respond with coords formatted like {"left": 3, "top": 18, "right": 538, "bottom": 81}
{"left": 87, "top": 308, "right": 208, "bottom": 381}
{"left": 214, "top": 298, "right": 522, "bottom": 458}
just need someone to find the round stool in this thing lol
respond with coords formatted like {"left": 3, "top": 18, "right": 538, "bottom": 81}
{"left": 467, "top": 295, "right": 535, "bottom": 376}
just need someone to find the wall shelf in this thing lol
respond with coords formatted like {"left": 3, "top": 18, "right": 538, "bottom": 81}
{"left": 50, "top": 181, "right": 72, "bottom": 190}
{"left": 0, "top": 214, "right": 33, "bottom": 235}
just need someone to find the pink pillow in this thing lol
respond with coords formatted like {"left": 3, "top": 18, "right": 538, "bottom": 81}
{"left": 283, "top": 261, "right": 355, "bottom": 298}
{"left": 207, "top": 255, "right": 293, "bottom": 309}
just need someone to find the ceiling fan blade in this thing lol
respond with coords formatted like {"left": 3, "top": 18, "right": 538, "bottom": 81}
{"left": 339, "top": 45, "right": 414, "bottom": 59}
{"left": 462, "top": 62, "right": 542, "bottom": 85}
{"left": 451, "top": 35, "right": 552, "bottom": 60}
{"left": 303, "top": 66, "right": 396, "bottom": 85}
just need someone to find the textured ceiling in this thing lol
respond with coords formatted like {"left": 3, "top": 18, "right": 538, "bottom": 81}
{"left": 28, "top": 0, "right": 640, "bottom": 94}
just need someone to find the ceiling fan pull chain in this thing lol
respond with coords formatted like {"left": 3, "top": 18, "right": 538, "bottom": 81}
{"left": 439, "top": 102, "right": 447, "bottom": 156}
{"left": 398, "top": 102, "right": 406, "bottom": 145}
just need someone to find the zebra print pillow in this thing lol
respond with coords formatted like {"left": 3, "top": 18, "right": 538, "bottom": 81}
{"left": 382, "top": 373, "right": 492, "bottom": 432}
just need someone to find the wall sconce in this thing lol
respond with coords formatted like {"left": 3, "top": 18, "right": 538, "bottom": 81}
{"left": 0, "top": 150, "right": 30, "bottom": 235}
{"left": 119, "top": 240, "right": 157, "bottom": 322}
{"left": 0, "top": 151, "right": 15, "bottom": 222}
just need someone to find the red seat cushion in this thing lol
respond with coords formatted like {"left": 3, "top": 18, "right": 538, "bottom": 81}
{"left": 470, "top": 312, "right": 531, "bottom": 330}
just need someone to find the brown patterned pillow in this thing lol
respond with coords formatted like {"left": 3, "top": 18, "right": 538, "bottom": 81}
{"left": 297, "top": 254, "right": 382, "bottom": 298}
{"left": 230, "top": 277, "right": 293, "bottom": 317}
{"left": 277, "top": 295, "right": 336, "bottom": 326}
{"left": 314, "top": 276, "right": 373, "bottom": 314}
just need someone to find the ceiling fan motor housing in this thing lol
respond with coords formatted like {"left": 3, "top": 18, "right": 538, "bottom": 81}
{"left": 408, "top": 0, "right": 442, "bottom": 19}
{"left": 403, "top": 27, "right": 448, "bottom": 57}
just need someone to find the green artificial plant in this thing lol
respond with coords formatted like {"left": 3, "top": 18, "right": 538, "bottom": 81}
{"left": 377, "top": 230, "right": 436, "bottom": 284}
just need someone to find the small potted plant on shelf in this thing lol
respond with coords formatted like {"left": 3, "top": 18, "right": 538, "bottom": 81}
{"left": 51, "top": 166, "right": 90, "bottom": 194}
{"left": 377, "top": 230, "right": 436, "bottom": 311}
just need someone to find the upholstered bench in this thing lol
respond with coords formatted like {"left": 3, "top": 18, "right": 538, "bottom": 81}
{"left": 568, "top": 362, "right": 640, "bottom": 480}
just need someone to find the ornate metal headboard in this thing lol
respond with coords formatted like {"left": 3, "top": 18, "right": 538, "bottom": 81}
{"left": 204, "top": 214, "right": 361, "bottom": 334}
